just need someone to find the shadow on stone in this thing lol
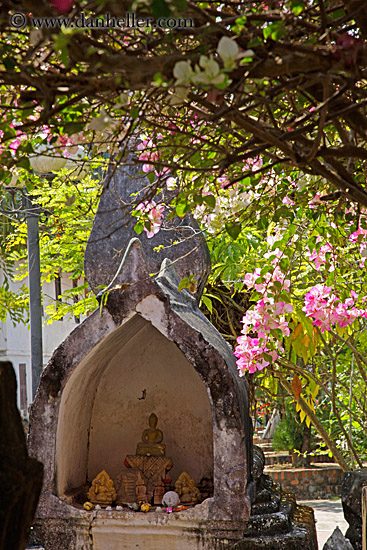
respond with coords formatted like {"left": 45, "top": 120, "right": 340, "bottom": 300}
{"left": 0, "top": 361, "right": 43, "bottom": 550}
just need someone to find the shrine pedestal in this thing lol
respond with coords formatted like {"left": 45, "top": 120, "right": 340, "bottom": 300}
{"left": 90, "top": 501, "right": 245, "bottom": 550}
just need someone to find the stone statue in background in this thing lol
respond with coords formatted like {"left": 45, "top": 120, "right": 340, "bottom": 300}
{"left": 175, "top": 472, "right": 201, "bottom": 506}
{"left": 136, "top": 413, "right": 166, "bottom": 457}
{"left": 88, "top": 470, "right": 117, "bottom": 507}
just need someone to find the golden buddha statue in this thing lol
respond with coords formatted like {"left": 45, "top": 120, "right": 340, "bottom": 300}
{"left": 88, "top": 470, "right": 117, "bottom": 507}
{"left": 175, "top": 472, "right": 201, "bottom": 506}
{"left": 136, "top": 413, "right": 166, "bottom": 457}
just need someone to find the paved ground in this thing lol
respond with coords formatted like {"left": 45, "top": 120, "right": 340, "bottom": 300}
{"left": 299, "top": 499, "right": 349, "bottom": 549}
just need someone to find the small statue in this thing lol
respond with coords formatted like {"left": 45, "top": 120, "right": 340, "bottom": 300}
{"left": 153, "top": 477, "right": 166, "bottom": 505}
{"left": 136, "top": 471, "right": 148, "bottom": 505}
{"left": 175, "top": 472, "right": 201, "bottom": 506}
{"left": 136, "top": 413, "right": 166, "bottom": 457}
{"left": 87, "top": 470, "right": 117, "bottom": 507}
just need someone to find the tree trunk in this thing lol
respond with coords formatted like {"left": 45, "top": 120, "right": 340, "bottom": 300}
{"left": 300, "top": 423, "right": 312, "bottom": 467}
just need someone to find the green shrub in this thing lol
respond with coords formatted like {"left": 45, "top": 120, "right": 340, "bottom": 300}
{"left": 273, "top": 407, "right": 304, "bottom": 453}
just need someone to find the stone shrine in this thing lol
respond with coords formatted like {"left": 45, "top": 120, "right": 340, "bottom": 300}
{"left": 28, "top": 150, "right": 317, "bottom": 550}
{"left": 28, "top": 153, "right": 253, "bottom": 550}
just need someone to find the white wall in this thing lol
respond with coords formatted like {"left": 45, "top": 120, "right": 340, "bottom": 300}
{"left": 56, "top": 314, "right": 213, "bottom": 496}
{"left": 0, "top": 269, "right": 80, "bottom": 412}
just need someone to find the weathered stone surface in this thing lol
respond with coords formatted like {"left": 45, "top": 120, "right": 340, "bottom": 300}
{"left": 252, "top": 445, "right": 266, "bottom": 481}
{"left": 323, "top": 527, "right": 354, "bottom": 550}
{"left": 0, "top": 361, "right": 43, "bottom": 550}
{"left": 84, "top": 155, "right": 211, "bottom": 300}
{"left": 243, "top": 501, "right": 293, "bottom": 537}
{"left": 342, "top": 470, "right": 367, "bottom": 550}
{"left": 234, "top": 496, "right": 318, "bottom": 550}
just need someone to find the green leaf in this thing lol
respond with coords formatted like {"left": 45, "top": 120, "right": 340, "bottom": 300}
{"left": 260, "top": 264, "right": 274, "bottom": 276}
{"left": 178, "top": 277, "right": 190, "bottom": 292}
{"left": 130, "top": 107, "right": 139, "bottom": 119}
{"left": 134, "top": 222, "right": 144, "bottom": 235}
{"left": 151, "top": 0, "right": 171, "bottom": 18}
{"left": 172, "top": 0, "right": 187, "bottom": 12}
{"left": 225, "top": 222, "right": 242, "bottom": 240}
{"left": 274, "top": 206, "right": 294, "bottom": 221}
{"left": 272, "top": 280, "right": 282, "bottom": 292}
{"left": 193, "top": 194, "right": 203, "bottom": 205}
{"left": 200, "top": 294, "right": 212, "bottom": 313}
{"left": 176, "top": 201, "right": 189, "bottom": 217}
{"left": 3, "top": 57, "right": 15, "bottom": 70}
{"left": 147, "top": 171, "right": 156, "bottom": 184}
{"left": 262, "top": 374, "right": 278, "bottom": 395}
{"left": 203, "top": 194, "right": 216, "bottom": 208}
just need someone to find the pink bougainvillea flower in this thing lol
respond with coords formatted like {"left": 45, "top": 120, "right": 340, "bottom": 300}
{"left": 349, "top": 227, "right": 367, "bottom": 243}
{"left": 282, "top": 195, "right": 295, "bottom": 206}
{"left": 136, "top": 200, "right": 165, "bottom": 238}
{"left": 50, "top": 0, "right": 74, "bottom": 13}
{"left": 308, "top": 242, "right": 334, "bottom": 271}
{"left": 9, "top": 139, "right": 20, "bottom": 151}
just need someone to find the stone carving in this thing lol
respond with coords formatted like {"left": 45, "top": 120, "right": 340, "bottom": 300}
{"left": 252, "top": 445, "right": 265, "bottom": 481}
{"left": 136, "top": 471, "right": 148, "bottom": 505}
{"left": 175, "top": 472, "right": 201, "bottom": 506}
{"left": 87, "top": 470, "right": 117, "bottom": 507}
{"left": 323, "top": 526, "right": 354, "bottom": 550}
{"left": 226, "top": 465, "right": 246, "bottom": 494}
{"left": 0, "top": 361, "right": 43, "bottom": 550}
{"left": 124, "top": 454, "right": 172, "bottom": 505}
{"left": 136, "top": 413, "right": 166, "bottom": 457}
{"left": 153, "top": 477, "right": 166, "bottom": 506}
{"left": 115, "top": 469, "right": 143, "bottom": 505}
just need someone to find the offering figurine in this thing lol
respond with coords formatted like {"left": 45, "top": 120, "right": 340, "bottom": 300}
{"left": 136, "top": 470, "right": 148, "bottom": 505}
{"left": 175, "top": 472, "right": 201, "bottom": 506}
{"left": 136, "top": 413, "right": 166, "bottom": 457}
{"left": 162, "top": 491, "right": 180, "bottom": 508}
{"left": 87, "top": 470, "right": 117, "bottom": 507}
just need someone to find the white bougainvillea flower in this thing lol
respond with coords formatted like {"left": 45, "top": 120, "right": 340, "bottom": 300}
{"left": 192, "top": 55, "right": 225, "bottom": 86}
{"left": 88, "top": 108, "right": 117, "bottom": 132}
{"left": 113, "top": 92, "right": 130, "bottom": 110}
{"left": 217, "top": 36, "right": 254, "bottom": 70}
{"left": 173, "top": 60, "right": 193, "bottom": 85}
{"left": 217, "top": 36, "right": 239, "bottom": 69}
{"left": 166, "top": 177, "right": 177, "bottom": 190}
{"left": 169, "top": 86, "right": 189, "bottom": 106}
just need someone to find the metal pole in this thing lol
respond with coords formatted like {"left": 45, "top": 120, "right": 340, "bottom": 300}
{"left": 25, "top": 196, "right": 43, "bottom": 400}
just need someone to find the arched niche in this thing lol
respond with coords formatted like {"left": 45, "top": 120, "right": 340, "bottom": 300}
{"left": 56, "top": 314, "right": 213, "bottom": 498}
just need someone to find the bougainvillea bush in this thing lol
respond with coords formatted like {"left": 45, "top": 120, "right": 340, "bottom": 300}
{"left": 1, "top": 0, "right": 367, "bottom": 468}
